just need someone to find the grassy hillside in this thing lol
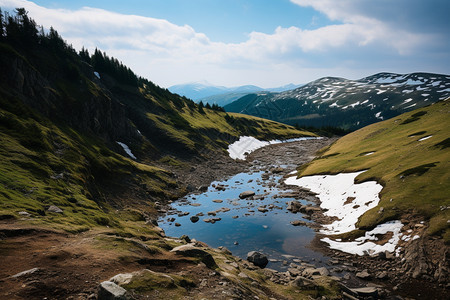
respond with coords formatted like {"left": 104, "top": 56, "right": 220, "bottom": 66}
{"left": 0, "top": 9, "right": 312, "bottom": 234}
{"left": 296, "top": 99, "right": 450, "bottom": 241}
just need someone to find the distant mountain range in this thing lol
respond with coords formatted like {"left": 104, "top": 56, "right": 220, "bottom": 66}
{"left": 168, "top": 81, "right": 302, "bottom": 106}
{"left": 224, "top": 72, "right": 450, "bottom": 130}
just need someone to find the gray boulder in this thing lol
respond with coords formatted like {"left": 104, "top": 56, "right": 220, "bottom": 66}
{"left": 356, "top": 269, "right": 371, "bottom": 279}
{"left": 98, "top": 281, "right": 127, "bottom": 300}
{"left": 47, "top": 205, "right": 63, "bottom": 213}
{"left": 247, "top": 251, "right": 268, "bottom": 268}
{"left": 239, "top": 191, "right": 255, "bottom": 199}
{"left": 171, "top": 244, "right": 216, "bottom": 268}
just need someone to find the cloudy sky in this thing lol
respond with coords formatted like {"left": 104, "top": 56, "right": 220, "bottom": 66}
{"left": 1, "top": 0, "right": 449, "bottom": 88}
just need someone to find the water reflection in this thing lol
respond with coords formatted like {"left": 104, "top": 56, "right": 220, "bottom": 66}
{"left": 159, "top": 170, "right": 328, "bottom": 270}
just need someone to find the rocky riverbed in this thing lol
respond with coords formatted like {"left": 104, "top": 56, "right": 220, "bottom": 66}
{"left": 160, "top": 137, "right": 449, "bottom": 300}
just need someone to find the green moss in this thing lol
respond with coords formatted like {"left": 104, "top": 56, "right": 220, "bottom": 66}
{"left": 298, "top": 100, "right": 450, "bottom": 239}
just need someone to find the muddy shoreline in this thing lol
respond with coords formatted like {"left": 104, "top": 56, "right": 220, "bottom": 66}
{"left": 168, "top": 137, "right": 448, "bottom": 300}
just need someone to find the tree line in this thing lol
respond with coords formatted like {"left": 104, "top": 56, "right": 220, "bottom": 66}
{"left": 0, "top": 7, "right": 226, "bottom": 112}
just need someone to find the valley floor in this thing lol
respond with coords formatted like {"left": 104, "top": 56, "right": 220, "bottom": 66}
{"left": 1, "top": 137, "right": 448, "bottom": 299}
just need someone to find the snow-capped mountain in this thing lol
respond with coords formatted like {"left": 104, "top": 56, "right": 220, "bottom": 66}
{"left": 224, "top": 72, "right": 450, "bottom": 130}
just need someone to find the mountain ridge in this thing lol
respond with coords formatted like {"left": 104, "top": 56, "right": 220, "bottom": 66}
{"left": 225, "top": 72, "right": 450, "bottom": 130}
{"left": 168, "top": 81, "right": 302, "bottom": 103}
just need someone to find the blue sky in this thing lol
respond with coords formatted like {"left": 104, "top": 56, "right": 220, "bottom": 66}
{"left": 1, "top": 0, "right": 449, "bottom": 88}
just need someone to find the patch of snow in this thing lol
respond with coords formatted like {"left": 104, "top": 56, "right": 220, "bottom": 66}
{"left": 402, "top": 89, "right": 414, "bottom": 93}
{"left": 349, "top": 101, "right": 360, "bottom": 108}
{"left": 285, "top": 171, "right": 383, "bottom": 235}
{"left": 94, "top": 71, "right": 100, "bottom": 79}
{"left": 376, "top": 89, "right": 386, "bottom": 94}
{"left": 421, "top": 93, "right": 430, "bottom": 97}
{"left": 321, "top": 220, "right": 403, "bottom": 256}
{"left": 438, "top": 88, "right": 450, "bottom": 93}
{"left": 364, "top": 152, "right": 375, "bottom": 156}
{"left": 403, "top": 103, "right": 417, "bottom": 109}
{"left": 403, "top": 98, "right": 413, "bottom": 104}
{"left": 116, "top": 142, "right": 137, "bottom": 160}
{"left": 361, "top": 99, "right": 369, "bottom": 104}
{"left": 431, "top": 81, "right": 441, "bottom": 86}
{"left": 228, "top": 136, "right": 319, "bottom": 160}
{"left": 418, "top": 135, "right": 432, "bottom": 141}
{"left": 375, "top": 112, "right": 383, "bottom": 120}
{"left": 412, "top": 235, "right": 420, "bottom": 241}
{"left": 375, "top": 77, "right": 396, "bottom": 84}
{"left": 405, "top": 79, "right": 423, "bottom": 85}
{"left": 329, "top": 102, "right": 339, "bottom": 108}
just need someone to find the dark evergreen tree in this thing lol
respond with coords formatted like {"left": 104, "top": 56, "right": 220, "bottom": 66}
{"left": 198, "top": 101, "right": 205, "bottom": 114}
{"left": 79, "top": 47, "right": 90, "bottom": 62}
{"left": 0, "top": 8, "right": 4, "bottom": 39}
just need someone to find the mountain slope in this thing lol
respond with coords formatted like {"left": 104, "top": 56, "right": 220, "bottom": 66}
{"left": 0, "top": 11, "right": 312, "bottom": 232}
{"left": 169, "top": 81, "right": 302, "bottom": 104}
{"left": 225, "top": 73, "right": 450, "bottom": 130}
{"left": 295, "top": 99, "right": 450, "bottom": 241}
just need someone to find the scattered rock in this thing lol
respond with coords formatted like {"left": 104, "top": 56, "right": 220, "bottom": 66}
{"left": 190, "top": 216, "right": 199, "bottom": 223}
{"left": 180, "top": 235, "right": 191, "bottom": 243}
{"left": 304, "top": 206, "right": 321, "bottom": 214}
{"left": 217, "top": 246, "right": 232, "bottom": 255}
{"left": 239, "top": 191, "right": 255, "bottom": 199}
{"left": 270, "top": 167, "right": 284, "bottom": 174}
{"left": 11, "top": 267, "right": 40, "bottom": 278}
{"left": 303, "top": 267, "right": 329, "bottom": 277}
{"left": 247, "top": 251, "right": 269, "bottom": 268}
{"left": 47, "top": 205, "right": 63, "bottom": 213}
{"left": 174, "top": 223, "right": 181, "bottom": 227}
{"left": 376, "top": 271, "right": 388, "bottom": 280}
{"left": 18, "top": 211, "right": 31, "bottom": 217}
{"left": 290, "top": 276, "right": 316, "bottom": 289}
{"left": 212, "top": 199, "right": 223, "bottom": 203}
{"left": 356, "top": 269, "right": 371, "bottom": 280}
{"left": 290, "top": 220, "right": 307, "bottom": 226}
{"left": 385, "top": 251, "right": 395, "bottom": 260}
{"left": 98, "top": 281, "right": 127, "bottom": 300}
{"left": 171, "top": 244, "right": 216, "bottom": 268}
{"left": 349, "top": 287, "right": 378, "bottom": 298}
{"left": 286, "top": 201, "right": 302, "bottom": 213}
{"left": 257, "top": 206, "right": 268, "bottom": 213}
{"left": 288, "top": 268, "right": 301, "bottom": 277}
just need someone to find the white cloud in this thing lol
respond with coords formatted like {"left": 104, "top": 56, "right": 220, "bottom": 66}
{"left": 290, "top": 0, "right": 437, "bottom": 54}
{"left": 0, "top": 0, "right": 446, "bottom": 87}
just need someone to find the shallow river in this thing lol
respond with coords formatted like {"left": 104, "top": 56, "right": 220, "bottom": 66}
{"left": 159, "top": 167, "right": 329, "bottom": 271}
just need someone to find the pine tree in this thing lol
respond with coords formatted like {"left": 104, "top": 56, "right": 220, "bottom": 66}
{"left": 0, "top": 8, "right": 4, "bottom": 39}
{"left": 79, "top": 47, "right": 90, "bottom": 62}
{"left": 198, "top": 101, "right": 205, "bottom": 114}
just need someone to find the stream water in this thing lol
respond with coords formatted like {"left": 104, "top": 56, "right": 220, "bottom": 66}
{"left": 159, "top": 167, "right": 329, "bottom": 271}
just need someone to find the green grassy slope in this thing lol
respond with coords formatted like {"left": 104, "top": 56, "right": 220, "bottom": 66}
{"left": 296, "top": 99, "right": 450, "bottom": 241}
{"left": 0, "top": 12, "right": 313, "bottom": 233}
